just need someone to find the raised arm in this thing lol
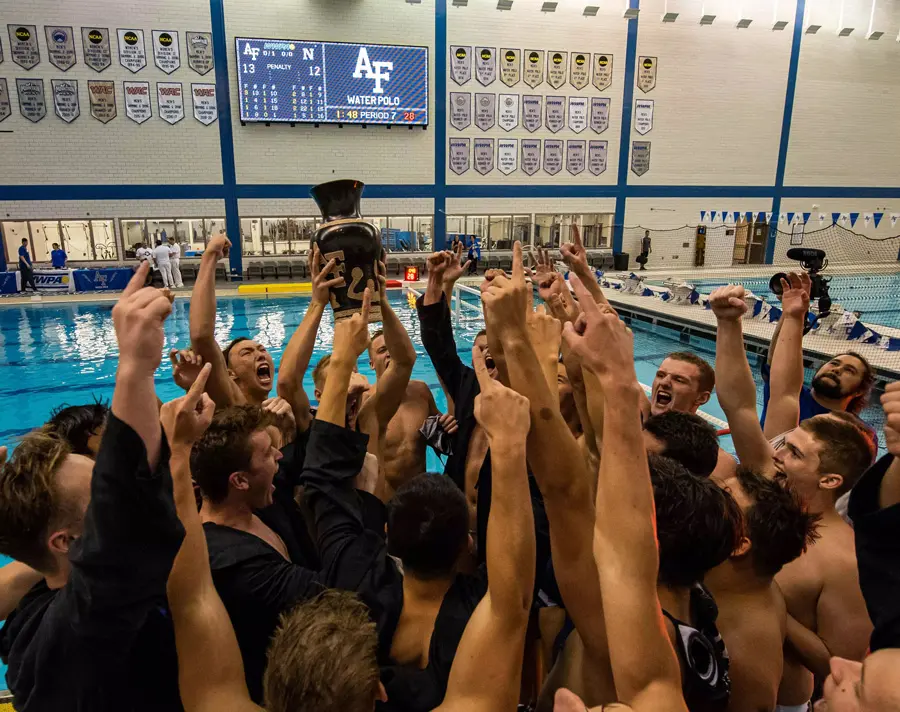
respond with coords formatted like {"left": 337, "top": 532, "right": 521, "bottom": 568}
{"left": 437, "top": 348, "right": 534, "bottom": 712}
{"left": 562, "top": 288, "right": 688, "bottom": 712}
{"left": 441, "top": 242, "right": 472, "bottom": 305}
{"left": 709, "top": 285, "right": 774, "bottom": 475}
{"left": 560, "top": 224, "right": 609, "bottom": 307}
{"left": 764, "top": 273, "right": 810, "bottom": 439}
{"left": 189, "top": 235, "right": 244, "bottom": 408}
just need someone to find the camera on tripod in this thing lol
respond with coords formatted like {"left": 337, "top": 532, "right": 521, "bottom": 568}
{"left": 769, "top": 248, "right": 832, "bottom": 327}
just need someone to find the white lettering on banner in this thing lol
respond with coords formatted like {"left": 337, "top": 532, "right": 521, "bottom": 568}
{"left": 634, "top": 99, "right": 654, "bottom": 135}
{"left": 498, "top": 138, "right": 517, "bottom": 175}
{"left": 157, "top": 81, "right": 184, "bottom": 124}
{"left": 192, "top": 83, "right": 217, "bottom": 125}
{"left": 123, "top": 80, "right": 151, "bottom": 123}
{"left": 352, "top": 47, "right": 393, "bottom": 94}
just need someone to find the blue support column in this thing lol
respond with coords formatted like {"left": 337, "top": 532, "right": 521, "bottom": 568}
{"left": 433, "top": 0, "right": 448, "bottom": 251}
{"left": 613, "top": 0, "right": 640, "bottom": 254}
{"left": 210, "top": 0, "right": 242, "bottom": 276}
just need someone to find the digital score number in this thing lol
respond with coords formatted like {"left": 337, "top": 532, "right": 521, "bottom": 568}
{"left": 236, "top": 38, "right": 429, "bottom": 126}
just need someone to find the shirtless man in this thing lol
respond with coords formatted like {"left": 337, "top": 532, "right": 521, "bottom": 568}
{"left": 710, "top": 279, "right": 875, "bottom": 712}
{"left": 705, "top": 468, "right": 820, "bottom": 712}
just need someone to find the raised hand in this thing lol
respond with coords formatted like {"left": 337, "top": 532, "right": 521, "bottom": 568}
{"left": 443, "top": 242, "right": 471, "bottom": 286}
{"left": 331, "top": 288, "right": 372, "bottom": 361}
{"left": 262, "top": 396, "right": 296, "bottom": 432}
{"left": 779, "top": 271, "right": 812, "bottom": 319}
{"left": 160, "top": 362, "right": 215, "bottom": 448}
{"left": 708, "top": 284, "right": 749, "bottom": 322}
{"left": 481, "top": 241, "right": 529, "bottom": 337}
{"left": 205, "top": 234, "right": 231, "bottom": 259}
{"left": 882, "top": 381, "right": 900, "bottom": 456}
{"left": 309, "top": 244, "right": 345, "bottom": 306}
{"left": 170, "top": 348, "right": 205, "bottom": 391}
{"left": 560, "top": 224, "right": 590, "bottom": 276}
{"left": 377, "top": 260, "right": 388, "bottom": 301}
{"left": 437, "top": 412, "right": 459, "bottom": 435}
{"left": 528, "top": 304, "right": 562, "bottom": 363}
{"left": 113, "top": 261, "right": 174, "bottom": 375}
{"left": 472, "top": 343, "right": 530, "bottom": 441}
{"left": 426, "top": 251, "right": 451, "bottom": 283}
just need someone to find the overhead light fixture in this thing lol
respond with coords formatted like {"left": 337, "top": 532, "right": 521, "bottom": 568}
{"left": 867, "top": 30, "right": 883, "bottom": 39}
{"left": 541, "top": 1, "right": 557, "bottom": 11}
{"left": 804, "top": 0, "right": 820, "bottom": 33}
{"left": 805, "top": 23, "right": 821, "bottom": 33}
{"left": 837, "top": 26, "right": 854, "bottom": 36}
{"left": 700, "top": 14, "right": 716, "bottom": 25}
{"left": 405, "top": 0, "right": 422, "bottom": 3}
{"left": 835, "top": 0, "right": 853, "bottom": 36}
{"left": 736, "top": 18, "right": 752, "bottom": 28}
{"left": 583, "top": 5, "right": 599, "bottom": 16}
{"left": 662, "top": 12, "right": 678, "bottom": 22}
{"left": 773, "top": 20, "right": 789, "bottom": 30}
{"left": 452, "top": 0, "right": 468, "bottom": 6}
{"left": 624, "top": 7, "right": 640, "bottom": 19}
{"left": 865, "top": 0, "right": 881, "bottom": 40}
{"left": 497, "top": 0, "right": 513, "bottom": 9}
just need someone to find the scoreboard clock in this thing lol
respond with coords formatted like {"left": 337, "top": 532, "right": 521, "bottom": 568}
{"left": 235, "top": 37, "right": 429, "bottom": 126}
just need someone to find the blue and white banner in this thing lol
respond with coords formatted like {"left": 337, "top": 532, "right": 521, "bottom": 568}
{"left": 873, "top": 213, "right": 884, "bottom": 228}
{"left": 802, "top": 212, "right": 811, "bottom": 224}
{"left": 72, "top": 267, "right": 134, "bottom": 292}
{"left": 849, "top": 212, "right": 860, "bottom": 227}
{"left": 33, "top": 269, "right": 75, "bottom": 293}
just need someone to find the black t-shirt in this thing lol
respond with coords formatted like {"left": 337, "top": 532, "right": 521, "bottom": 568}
{"left": 0, "top": 415, "right": 185, "bottom": 712}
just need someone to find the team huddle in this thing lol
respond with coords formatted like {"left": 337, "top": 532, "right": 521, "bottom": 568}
{"left": 0, "top": 233, "right": 898, "bottom": 712}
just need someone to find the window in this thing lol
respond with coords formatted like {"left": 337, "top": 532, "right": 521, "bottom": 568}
{"left": 414, "top": 216, "right": 433, "bottom": 251}
{"left": 31, "top": 221, "right": 63, "bottom": 261}
{"left": 176, "top": 219, "right": 206, "bottom": 254}
{"left": 446, "top": 215, "right": 465, "bottom": 236}
{"left": 122, "top": 220, "right": 146, "bottom": 252}
{"left": 512, "top": 215, "right": 531, "bottom": 245}
{"left": 91, "top": 220, "right": 117, "bottom": 260}
{"left": 146, "top": 219, "right": 176, "bottom": 246}
{"left": 2, "top": 221, "right": 30, "bottom": 265}
{"left": 205, "top": 218, "right": 226, "bottom": 239}
{"left": 241, "top": 218, "right": 263, "bottom": 256}
{"left": 487, "top": 216, "right": 512, "bottom": 250}
{"left": 582, "top": 213, "right": 612, "bottom": 249}
{"left": 466, "top": 217, "right": 489, "bottom": 251}
{"left": 535, "top": 214, "right": 561, "bottom": 247}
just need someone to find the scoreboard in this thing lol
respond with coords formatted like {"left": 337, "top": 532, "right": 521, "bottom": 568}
{"left": 235, "top": 38, "right": 429, "bottom": 126}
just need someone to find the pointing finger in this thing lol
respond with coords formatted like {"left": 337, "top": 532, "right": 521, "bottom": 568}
{"left": 361, "top": 287, "right": 372, "bottom": 322}
{"left": 512, "top": 241, "right": 524, "bottom": 283}
{"left": 471, "top": 345, "right": 493, "bottom": 392}
{"left": 569, "top": 275, "right": 601, "bottom": 317}
{"left": 185, "top": 362, "right": 213, "bottom": 407}
{"left": 124, "top": 262, "right": 150, "bottom": 298}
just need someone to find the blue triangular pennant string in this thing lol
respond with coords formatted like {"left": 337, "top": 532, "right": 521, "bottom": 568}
{"left": 850, "top": 212, "right": 860, "bottom": 227}
{"left": 757, "top": 212, "right": 765, "bottom": 222}
{"left": 745, "top": 211, "right": 753, "bottom": 222}
{"left": 874, "top": 212, "right": 884, "bottom": 228}
{"left": 802, "top": 212, "right": 811, "bottom": 224}
{"left": 787, "top": 212, "right": 795, "bottom": 223}
{"left": 711, "top": 211, "right": 717, "bottom": 221}
{"left": 700, "top": 211, "right": 706, "bottom": 221}
{"left": 832, "top": 212, "right": 841, "bottom": 224}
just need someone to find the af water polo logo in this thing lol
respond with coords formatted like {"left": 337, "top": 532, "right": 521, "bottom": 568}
{"left": 456, "top": 47, "right": 467, "bottom": 60}
{"left": 15, "top": 26, "right": 32, "bottom": 42}
{"left": 552, "top": 53, "right": 563, "bottom": 65}
{"left": 123, "top": 31, "right": 139, "bottom": 45}
{"left": 51, "top": 28, "right": 67, "bottom": 44}
{"left": 158, "top": 32, "right": 173, "bottom": 47}
{"left": 88, "top": 29, "right": 104, "bottom": 44}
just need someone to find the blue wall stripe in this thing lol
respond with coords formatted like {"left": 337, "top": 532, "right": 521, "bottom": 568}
{"left": 766, "top": 0, "right": 806, "bottom": 264}
{"left": 613, "top": 0, "right": 641, "bottom": 254}
{"left": 210, "top": 0, "right": 242, "bottom": 276}
{"left": 433, "top": 0, "right": 448, "bottom": 250}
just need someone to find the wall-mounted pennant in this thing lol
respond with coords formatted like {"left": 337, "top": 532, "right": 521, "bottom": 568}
{"left": 498, "top": 93, "right": 519, "bottom": 131}
{"left": 499, "top": 48, "right": 520, "bottom": 87}
{"left": 152, "top": 30, "right": 180, "bottom": 74}
{"left": 157, "top": 81, "right": 185, "bottom": 124}
{"left": 764, "top": 212, "right": 773, "bottom": 223}
{"left": 0, "top": 79, "right": 11, "bottom": 122}
{"left": 634, "top": 98, "right": 653, "bottom": 135}
{"left": 818, "top": 213, "right": 826, "bottom": 226}
{"left": 191, "top": 83, "right": 217, "bottom": 124}
{"left": 722, "top": 212, "right": 731, "bottom": 223}
{"left": 449, "top": 137, "right": 470, "bottom": 175}
{"left": 522, "top": 95, "right": 542, "bottom": 132}
{"left": 631, "top": 140, "right": 651, "bottom": 176}
{"left": 186, "top": 32, "right": 214, "bottom": 75}
{"left": 839, "top": 214, "right": 849, "bottom": 226}
{"left": 873, "top": 212, "right": 883, "bottom": 228}
{"left": 16, "top": 78, "right": 46, "bottom": 122}
{"left": 802, "top": 212, "right": 811, "bottom": 224}
{"left": 8, "top": 25, "right": 40, "bottom": 69}
{"left": 45, "top": 26, "right": 76, "bottom": 70}
{"left": 592, "top": 53, "right": 613, "bottom": 91}
{"left": 568, "top": 97, "right": 588, "bottom": 134}
{"left": 521, "top": 139, "right": 541, "bottom": 176}
{"left": 543, "top": 139, "right": 563, "bottom": 175}
{"left": 475, "top": 47, "right": 496, "bottom": 86}
{"left": 450, "top": 92, "right": 471, "bottom": 130}
{"left": 745, "top": 212, "right": 754, "bottom": 222}
{"left": 864, "top": 213, "right": 872, "bottom": 228}
{"left": 124, "top": 80, "right": 151, "bottom": 123}
{"left": 588, "top": 140, "right": 608, "bottom": 176}
{"left": 637, "top": 56, "right": 657, "bottom": 93}
{"left": 590, "top": 97, "right": 610, "bottom": 134}
{"left": 88, "top": 80, "right": 117, "bottom": 123}
{"left": 450, "top": 46, "right": 472, "bottom": 85}
{"left": 711, "top": 211, "right": 718, "bottom": 222}
{"left": 757, "top": 212, "right": 766, "bottom": 223}
{"left": 566, "top": 140, "right": 586, "bottom": 175}
{"left": 832, "top": 212, "right": 841, "bottom": 225}
{"left": 81, "top": 27, "right": 112, "bottom": 72}
{"left": 786, "top": 212, "right": 795, "bottom": 224}
{"left": 498, "top": 138, "right": 518, "bottom": 175}
{"left": 523, "top": 49, "right": 544, "bottom": 88}
{"left": 51, "top": 78, "right": 79, "bottom": 123}
{"left": 891, "top": 214, "right": 898, "bottom": 228}
{"left": 117, "top": 29, "right": 147, "bottom": 72}
{"left": 778, "top": 213, "right": 786, "bottom": 223}
{"left": 545, "top": 95, "right": 565, "bottom": 133}
{"left": 569, "top": 51, "right": 590, "bottom": 89}
{"left": 849, "top": 212, "right": 860, "bottom": 227}
{"left": 475, "top": 93, "right": 496, "bottom": 131}
{"left": 700, "top": 211, "right": 707, "bottom": 222}
{"left": 547, "top": 51, "right": 567, "bottom": 89}
{"left": 474, "top": 137, "right": 495, "bottom": 175}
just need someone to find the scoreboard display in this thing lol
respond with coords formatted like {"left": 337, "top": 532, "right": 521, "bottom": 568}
{"left": 235, "top": 38, "right": 429, "bottom": 126}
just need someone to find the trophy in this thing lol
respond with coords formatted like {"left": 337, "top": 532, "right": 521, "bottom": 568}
{"left": 310, "top": 179, "right": 382, "bottom": 323}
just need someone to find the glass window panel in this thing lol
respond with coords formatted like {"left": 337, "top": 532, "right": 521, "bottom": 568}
{"left": 488, "top": 216, "right": 512, "bottom": 250}
{"left": 414, "top": 216, "right": 433, "bottom": 251}
{"left": 90, "top": 220, "right": 118, "bottom": 260}
{"left": 176, "top": 219, "right": 205, "bottom": 255}
{"left": 122, "top": 219, "right": 146, "bottom": 253}
{"left": 241, "top": 218, "right": 263, "bottom": 256}
{"left": 146, "top": 219, "right": 176, "bottom": 247}
{"left": 296, "top": 218, "right": 316, "bottom": 251}
{"left": 206, "top": 218, "right": 226, "bottom": 239}
{"left": 29, "top": 221, "right": 60, "bottom": 262}
{"left": 2, "top": 221, "right": 31, "bottom": 265}
{"left": 60, "top": 220, "right": 94, "bottom": 261}
{"left": 534, "top": 214, "right": 560, "bottom": 247}
{"left": 446, "top": 215, "right": 465, "bottom": 236}
{"left": 261, "top": 218, "right": 281, "bottom": 256}
{"left": 512, "top": 215, "right": 531, "bottom": 245}
{"left": 466, "top": 217, "right": 488, "bottom": 251}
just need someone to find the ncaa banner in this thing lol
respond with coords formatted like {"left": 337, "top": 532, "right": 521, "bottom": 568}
{"left": 88, "top": 80, "right": 117, "bottom": 123}
{"left": 450, "top": 46, "right": 472, "bottom": 85}
{"left": 51, "top": 79, "right": 80, "bottom": 123}
{"left": 522, "top": 95, "right": 542, "bottom": 132}
{"left": 157, "top": 82, "right": 185, "bottom": 124}
{"left": 547, "top": 51, "right": 567, "bottom": 89}
{"left": 191, "top": 83, "right": 218, "bottom": 125}
{"left": 449, "top": 92, "right": 471, "bottom": 130}
{"left": 475, "top": 93, "right": 496, "bottom": 131}
{"left": 474, "top": 138, "right": 495, "bottom": 175}
{"left": 16, "top": 78, "right": 46, "bottom": 122}
{"left": 475, "top": 47, "right": 496, "bottom": 86}
{"left": 634, "top": 99, "right": 654, "bottom": 135}
{"left": 545, "top": 95, "right": 565, "bottom": 133}
{"left": 588, "top": 141, "right": 608, "bottom": 176}
{"left": 592, "top": 54, "right": 613, "bottom": 91}
{"left": 637, "top": 56, "right": 658, "bottom": 93}
{"left": 186, "top": 32, "right": 214, "bottom": 75}
{"left": 523, "top": 50, "right": 544, "bottom": 88}
{"left": 568, "top": 97, "right": 588, "bottom": 134}
{"left": 500, "top": 48, "right": 521, "bottom": 87}
{"left": 498, "top": 138, "right": 517, "bottom": 175}
{"left": 449, "top": 137, "right": 470, "bottom": 175}
{"left": 566, "top": 140, "right": 586, "bottom": 175}
{"left": 0, "top": 79, "right": 11, "bottom": 123}
{"left": 45, "top": 26, "right": 77, "bottom": 70}
{"left": 631, "top": 140, "right": 651, "bottom": 177}
{"left": 33, "top": 269, "right": 76, "bottom": 294}
{"left": 8, "top": 25, "right": 41, "bottom": 69}
{"left": 81, "top": 27, "right": 112, "bottom": 72}
{"left": 152, "top": 30, "right": 181, "bottom": 74}
{"left": 543, "top": 139, "right": 563, "bottom": 175}
{"left": 590, "top": 97, "right": 610, "bottom": 133}
{"left": 521, "top": 139, "right": 541, "bottom": 176}
{"left": 498, "top": 94, "right": 519, "bottom": 131}
{"left": 117, "top": 29, "right": 147, "bottom": 72}
{"left": 569, "top": 52, "right": 590, "bottom": 90}
{"left": 124, "top": 80, "right": 152, "bottom": 123}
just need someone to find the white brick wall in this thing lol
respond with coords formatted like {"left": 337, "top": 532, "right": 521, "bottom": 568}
{"left": 238, "top": 197, "right": 434, "bottom": 217}
{"left": 446, "top": 197, "right": 616, "bottom": 215}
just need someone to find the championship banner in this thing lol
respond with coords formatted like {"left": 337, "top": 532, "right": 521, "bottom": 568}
{"left": 449, "top": 92, "right": 471, "bottom": 130}
{"left": 566, "top": 140, "right": 586, "bottom": 175}
{"left": 543, "top": 139, "right": 563, "bottom": 175}
{"left": 16, "top": 78, "right": 46, "bottom": 122}
{"left": 569, "top": 52, "right": 590, "bottom": 90}
{"left": 117, "top": 29, "right": 147, "bottom": 72}
{"left": 186, "top": 32, "right": 214, "bottom": 75}
{"left": 498, "top": 138, "right": 517, "bottom": 175}
{"left": 191, "top": 83, "right": 217, "bottom": 125}
{"left": 631, "top": 140, "right": 651, "bottom": 176}
{"left": 157, "top": 82, "right": 185, "bottom": 124}
{"left": 51, "top": 79, "right": 80, "bottom": 123}
{"left": 588, "top": 140, "right": 608, "bottom": 175}
{"left": 590, "top": 97, "right": 610, "bottom": 133}
{"left": 568, "top": 97, "right": 588, "bottom": 134}
{"left": 475, "top": 47, "right": 496, "bottom": 86}
{"left": 8, "top": 25, "right": 40, "bottom": 69}
{"left": 500, "top": 48, "right": 521, "bottom": 87}
{"left": 547, "top": 51, "right": 567, "bottom": 89}
{"left": 81, "top": 28, "right": 112, "bottom": 72}
{"left": 637, "top": 56, "right": 657, "bottom": 93}
{"left": 450, "top": 46, "right": 472, "bottom": 85}
{"left": 0, "top": 79, "right": 11, "bottom": 123}
{"left": 498, "top": 93, "right": 519, "bottom": 131}
{"left": 521, "top": 139, "right": 540, "bottom": 176}
{"left": 522, "top": 95, "right": 542, "bottom": 132}
{"left": 152, "top": 30, "right": 180, "bottom": 74}
{"left": 33, "top": 269, "right": 75, "bottom": 293}
{"left": 475, "top": 93, "right": 496, "bottom": 131}
{"left": 592, "top": 54, "right": 613, "bottom": 91}
{"left": 545, "top": 95, "right": 565, "bottom": 133}
{"left": 634, "top": 98, "right": 654, "bottom": 135}
{"left": 449, "top": 137, "right": 470, "bottom": 175}
{"left": 474, "top": 138, "right": 495, "bottom": 175}
{"left": 88, "top": 80, "right": 117, "bottom": 123}
{"left": 45, "top": 26, "right": 76, "bottom": 70}
{"left": 523, "top": 49, "right": 544, "bottom": 88}
{"left": 124, "top": 80, "right": 151, "bottom": 123}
